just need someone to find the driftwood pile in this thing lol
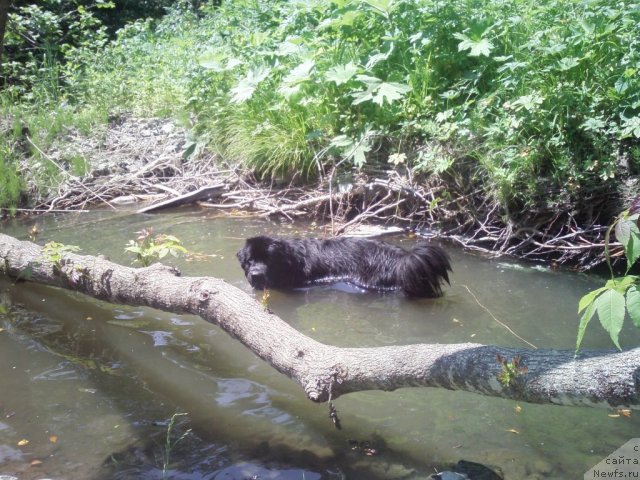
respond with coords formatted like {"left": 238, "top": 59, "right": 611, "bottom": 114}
{"left": 15, "top": 115, "right": 618, "bottom": 270}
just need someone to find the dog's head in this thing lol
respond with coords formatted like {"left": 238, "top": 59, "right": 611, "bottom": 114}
{"left": 236, "top": 236, "right": 301, "bottom": 290}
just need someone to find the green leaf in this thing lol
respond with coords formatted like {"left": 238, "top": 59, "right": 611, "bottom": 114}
{"left": 576, "top": 299, "right": 596, "bottom": 352}
{"left": 325, "top": 62, "right": 358, "bottom": 86}
{"left": 362, "top": 0, "right": 397, "bottom": 18}
{"left": 623, "top": 220, "right": 640, "bottom": 271}
{"left": 577, "top": 286, "right": 607, "bottom": 313}
{"left": 351, "top": 87, "right": 375, "bottom": 105}
{"left": 198, "top": 52, "right": 242, "bottom": 72}
{"left": 626, "top": 285, "right": 640, "bottom": 328}
{"left": 230, "top": 66, "right": 271, "bottom": 103}
{"left": 352, "top": 142, "right": 370, "bottom": 166}
{"left": 279, "top": 60, "right": 315, "bottom": 98}
{"left": 594, "top": 289, "right": 625, "bottom": 350}
{"left": 615, "top": 217, "right": 631, "bottom": 247}
{"left": 329, "top": 134, "right": 355, "bottom": 149}
{"left": 282, "top": 60, "right": 315, "bottom": 85}
{"left": 355, "top": 74, "right": 382, "bottom": 86}
{"left": 372, "top": 82, "right": 411, "bottom": 105}
{"left": 557, "top": 57, "right": 580, "bottom": 71}
{"left": 454, "top": 33, "right": 494, "bottom": 57}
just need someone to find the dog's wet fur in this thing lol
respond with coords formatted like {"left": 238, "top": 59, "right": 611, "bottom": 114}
{"left": 236, "top": 236, "right": 451, "bottom": 297}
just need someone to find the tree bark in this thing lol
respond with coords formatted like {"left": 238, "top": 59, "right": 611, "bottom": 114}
{"left": 1, "top": 232, "right": 639, "bottom": 409}
{"left": 0, "top": 0, "right": 11, "bottom": 68}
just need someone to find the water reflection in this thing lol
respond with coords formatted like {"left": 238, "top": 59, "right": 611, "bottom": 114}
{"left": 0, "top": 209, "right": 639, "bottom": 479}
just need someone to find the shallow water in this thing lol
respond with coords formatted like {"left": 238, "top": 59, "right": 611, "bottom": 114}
{"left": 1, "top": 208, "right": 639, "bottom": 479}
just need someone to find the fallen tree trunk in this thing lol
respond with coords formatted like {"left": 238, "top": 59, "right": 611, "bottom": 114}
{"left": 0, "top": 233, "right": 638, "bottom": 409}
{"left": 136, "top": 183, "right": 227, "bottom": 213}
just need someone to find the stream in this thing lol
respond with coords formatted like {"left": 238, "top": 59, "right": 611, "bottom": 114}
{"left": 1, "top": 208, "right": 639, "bottom": 479}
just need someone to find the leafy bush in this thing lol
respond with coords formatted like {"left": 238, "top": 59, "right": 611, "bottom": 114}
{"left": 0, "top": 145, "right": 24, "bottom": 213}
{"left": 4, "top": 0, "right": 640, "bottom": 215}
{"left": 78, "top": 0, "right": 635, "bottom": 199}
{"left": 577, "top": 202, "right": 640, "bottom": 351}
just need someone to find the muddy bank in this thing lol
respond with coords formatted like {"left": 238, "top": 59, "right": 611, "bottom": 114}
{"left": 5, "top": 114, "right": 621, "bottom": 270}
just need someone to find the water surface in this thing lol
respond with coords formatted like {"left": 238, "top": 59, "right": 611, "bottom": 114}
{"left": 1, "top": 208, "right": 638, "bottom": 479}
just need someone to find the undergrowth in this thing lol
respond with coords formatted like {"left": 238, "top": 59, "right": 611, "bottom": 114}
{"left": 1, "top": 0, "right": 639, "bottom": 219}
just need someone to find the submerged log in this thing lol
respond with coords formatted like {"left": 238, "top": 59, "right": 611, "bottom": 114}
{"left": 136, "top": 184, "right": 226, "bottom": 213}
{"left": 0, "top": 233, "right": 638, "bottom": 409}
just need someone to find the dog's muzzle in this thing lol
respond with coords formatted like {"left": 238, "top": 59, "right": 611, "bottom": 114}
{"left": 247, "top": 265, "right": 268, "bottom": 289}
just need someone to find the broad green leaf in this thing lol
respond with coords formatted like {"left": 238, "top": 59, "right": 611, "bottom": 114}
{"left": 621, "top": 116, "right": 640, "bottom": 139}
{"left": 576, "top": 299, "right": 596, "bottom": 352}
{"left": 372, "top": 81, "right": 411, "bottom": 105}
{"left": 624, "top": 220, "right": 640, "bottom": 270}
{"left": 557, "top": 57, "right": 580, "bottom": 71}
{"left": 577, "top": 286, "right": 607, "bottom": 313}
{"left": 325, "top": 62, "right": 358, "bottom": 86}
{"left": 365, "top": 43, "right": 394, "bottom": 70}
{"left": 362, "top": 0, "right": 397, "bottom": 18}
{"left": 283, "top": 60, "right": 315, "bottom": 84}
{"left": 615, "top": 217, "right": 631, "bottom": 247}
{"left": 351, "top": 87, "right": 375, "bottom": 105}
{"left": 355, "top": 74, "right": 382, "bottom": 86}
{"left": 279, "top": 60, "right": 315, "bottom": 98}
{"left": 594, "top": 289, "right": 625, "bottom": 350}
{"left": 199, "top": 52, "right": 241, "bottom": 72}
{"left": 454, "top": 33, "right": 494, "bottom": 57}
{"left": 329, "top": 134, "right": 355, "bottom": 149}
{"left": 198, "top": 51, "right": 226, "bottom": 71}
{"left": 318, "top": 10, "right": 362, "bottom": 29}
{"left": 626, "top": 285, "right": 640, "bottom": 328}
{"left": 604, "top": 275, "right": 638, "bottom": 293}
{"left": 230, "top": 66, "right": 271, "bottom": 103}
{"left": 352, "top": 142, "right": 370, "bottom": 166}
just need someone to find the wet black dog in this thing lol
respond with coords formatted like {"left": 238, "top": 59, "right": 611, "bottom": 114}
{"left": 236, "top": 236, "right": 451, "bottom": 297}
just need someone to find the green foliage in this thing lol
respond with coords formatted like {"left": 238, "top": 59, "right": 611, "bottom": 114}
{"left": 577, "top": 210, "right": 640, "bottom": 351}
{"left": 2, "top": 0, "right": 114, "bottom": 101}
{"left": 0, "top": 146, "right": 25, "bottom": 212}
{"left": 496, "top": 354, "right": 528, "bottom": 388}
{"left": 40, "top": 241, "right": 87, "bottom": 284}
{"left": 125, "top": 228, "right": 188, "bottom": 267}
{"left": 3, "top": 0, "right": 640, "bottom": 207}
{"left": 41, "top": 241, "right": 81, "bottom": 267}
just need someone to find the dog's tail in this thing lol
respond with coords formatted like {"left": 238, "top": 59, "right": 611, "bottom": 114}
{"left": 397, "top": 244, "right": 451, "bottom": 297}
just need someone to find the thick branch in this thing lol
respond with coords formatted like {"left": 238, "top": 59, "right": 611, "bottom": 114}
{"left": 1, "top": 233, "right": 638, "bottom": 408}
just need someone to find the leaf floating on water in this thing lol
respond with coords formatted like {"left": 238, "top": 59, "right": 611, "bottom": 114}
{"left": 505, "top": 428, "right": 520, "bottom": 434}
{"left": 514, "top": 404, "right": 522, "bottom": 413}
{"left": 49, "top": 435, "right": 58, "bottom": 443}
{"left": 17, "top": 439, "right": 30, "bottom": 446}
{"left": 610, "top": 408, "right": 632, "bottom": 418}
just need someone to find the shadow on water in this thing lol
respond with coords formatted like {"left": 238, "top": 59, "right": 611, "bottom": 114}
{"left": 1, "top": 207, "right": 639, "bottom": 479}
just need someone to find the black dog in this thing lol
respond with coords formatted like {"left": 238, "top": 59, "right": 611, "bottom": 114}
{"left": 236, "top": 235, "right": 451, "bottom": 297}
